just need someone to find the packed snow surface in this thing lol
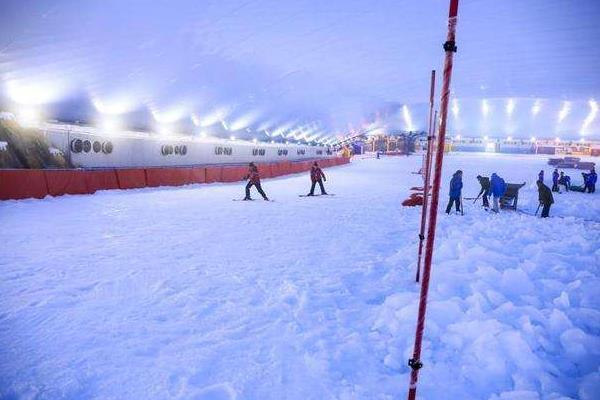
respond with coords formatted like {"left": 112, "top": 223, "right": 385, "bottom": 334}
{"left": 0, "top": 153, "right": 599, "bottom": 399}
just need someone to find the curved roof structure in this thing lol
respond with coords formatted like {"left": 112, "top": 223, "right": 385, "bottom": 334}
{"left": 1, "top": 0, "right": 599, "bottom": 141}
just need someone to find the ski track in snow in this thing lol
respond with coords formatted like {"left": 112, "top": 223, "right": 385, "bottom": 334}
{"left": 0, "top": 153, "right": 598, "bottom": 400}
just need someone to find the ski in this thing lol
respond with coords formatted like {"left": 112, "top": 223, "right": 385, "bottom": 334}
{"left": 298, "top": 194, "right": 335, "bottom": 197}
{"left": 233, "top": 199, "right": 275, "bottom": 202}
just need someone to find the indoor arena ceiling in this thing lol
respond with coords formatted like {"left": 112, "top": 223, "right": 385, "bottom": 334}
{"left": 0, "top": 0, "right": 599, "bottom": 141}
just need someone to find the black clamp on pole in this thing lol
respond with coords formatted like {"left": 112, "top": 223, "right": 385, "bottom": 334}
{"left": 418, "top": 234, "right": 425, "bottom": 241}
{"left": 408, "top": 358, "right": 423, "bottom": 371}
{"left": 443, "top": 40, "right": 457, "bottom": 52}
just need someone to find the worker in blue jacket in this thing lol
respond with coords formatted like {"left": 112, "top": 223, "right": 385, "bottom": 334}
{"left": 552, "top": 169, "right": 560, "bottom": 192}
{"left": 445, "top": 170, "right": 463, "bottom": 214}
{"left": 538, "top": 170, "right": 544, "bottom": 183}
{"left": 558, "top": 172, "right": 571, "bottom": 192}
{"left": 586, "top": 167, "right": 597, "bottom": 193}
{"left": 490, "top": 173, "right": 506, "bottom": 213}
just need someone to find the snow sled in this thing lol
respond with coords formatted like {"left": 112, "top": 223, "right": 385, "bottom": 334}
{"left": 402, "top": 193, "right": 423, "bottom": 207}
{"left": 548, "top": 158, "right": 563, "bottom": 166}
{"left": 576, "top": 161, "right": 595, "bottom": 170}
{"left": 547, "top": 157, "right": 595, "bottom": 170}
{"left": 570, "top": 185, "right": 586, "bottom": 192}
{"left": 500, "top": 182, "right": 526, "bottom": 210}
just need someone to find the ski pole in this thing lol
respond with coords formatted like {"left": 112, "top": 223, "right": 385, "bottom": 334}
{"left": 472, "top": 193, "right": 481, "bottom": 204}
{"left": 460, "top": 195, "right": 464, "bottom": 215}
{"left": 407, "top": 1, "right": 460, "bottom": 398}
{"left": 415, "top": 72, "right": 437, "bottom": 283}
{"left": 535, "top": 202, "right": 541, "bottom": 216}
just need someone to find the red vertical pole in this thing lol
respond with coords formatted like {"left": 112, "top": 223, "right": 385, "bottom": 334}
{"left": 407, "top": 0, "right": 459, "bottom": 399}
{"left": 415, "top": 71, "right": 436, "bottom": 283}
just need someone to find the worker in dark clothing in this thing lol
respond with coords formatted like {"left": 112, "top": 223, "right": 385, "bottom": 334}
{"left": 558, "top": 172, "right": 571, "bottom": 192}
{"left": 537, "top": 180, "right": 554, "bottom": 218}
{"left": 586, "top": 167, "right": 597, "bottom": 193}
{"left": 445, "top": 170, "right": 463, "bottom": 214}
{"left": 476, "top": 175, "right": 490, "bottom": 208}
{"left": 307, "top": 162, "right": 327, "bottom": 196}
{"left": 551, "top": 169, "right": 560, "bottom": 192}
{"left": 538, "top": 170, "right": 544, "bottom": 183}
{"left": 244, "top": 162, "right": 269, "bottom": 201}
{"left": 577, "top": 172, "right": 590, "bottom": 192}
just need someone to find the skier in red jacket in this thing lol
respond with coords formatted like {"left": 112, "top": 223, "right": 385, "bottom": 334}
{"left": 307, "top": 162, "right": 327, "bottom": 196}
{"left": 244, "top": 162, "right": 269, "bottom": 201}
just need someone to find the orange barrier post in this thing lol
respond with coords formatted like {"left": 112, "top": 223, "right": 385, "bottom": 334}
{"left": 0, "top": 170, "right": 48, "bottom": 200}
{"left": 44, "top": 170, "right": 92, "bottom": 196}
{"left": 205, "top": 166, "right": 223, "bottom": 183}
{"left": 146, "top": 168, "right": 194, "bottom": 187}
{"left": 190, "top": 167, "right": 206, "bottom": 184}
{"left": 85, "top": 170, "right": 120, "bottom": 192}
{"left": 116, "top": 169, "right": 147, "bottom": 189}
{"left": 220, "top": 166, "right": 247, "bottom": 182}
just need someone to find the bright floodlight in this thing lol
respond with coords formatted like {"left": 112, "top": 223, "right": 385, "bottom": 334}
{"left": 530, "top": 136, "right": 536, "bottom": 142}
{"left": 580, "top": 99, "right": 598, "bottom": 135}
{"left": 455, "top": 134, "right": 461, "bottom": 140}
{"left": 507, "top": 136, "right": 512, "bottom": 141}
{"left": 230, "top": 135, "right": 236, "bottom": 140}
{"left": 191, "top": 114, "right": 201, "bottom": 126}
{"left": 195, "top": 108, "right": 229, "bottom": 127}
{"left": 558, "top": 101, "right": 570, "bottom": 123}
{"left": 402, "top": 105, "right": 414, "bottom": 131}
{"left": 100, "top": 118, "right": 120, "bottom": 133}
{"left": 5, "top": 79, "right": 65, "bottom": 105}
{"left": 506, "top": 99, "right": 515, "bottom": 116}
{"left": 151, "top": 107, "right": 186, "bottom": 124}
{"left": 483, "top": 135, "right": 489, "bottom": 140}
{"left": 481, "top": 99, "right": 490, "bottom": 117}
{"left": 230, "top": 111, "right": 261, "bottom": 131}
{"left": 452, "top": 99, "right": 459, "bottom": 118}
{"left": 555, "top": 137, "right": 560, "bottom": 142}
{"left": 531, "top": 100, "right": 541, "bottom": 116}
{"left": 252, "top": 138, "right": 257, "bottom": 144}
{"left": 16, "top": 107, "right": 42, "bottom": 127}
{"left": 157, "top": 125, "right": 174, "bottom": 136}
{"left": 92, "top": 96, "right": 135, "bottom": 115}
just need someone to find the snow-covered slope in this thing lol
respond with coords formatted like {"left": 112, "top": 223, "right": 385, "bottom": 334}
{"left": 0, "top": 153, "right": 598, "bottom": 399}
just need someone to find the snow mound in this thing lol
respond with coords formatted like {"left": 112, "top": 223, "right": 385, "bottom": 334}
{"left": 0, "top": 153, "right": 598, "bottom": 399}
